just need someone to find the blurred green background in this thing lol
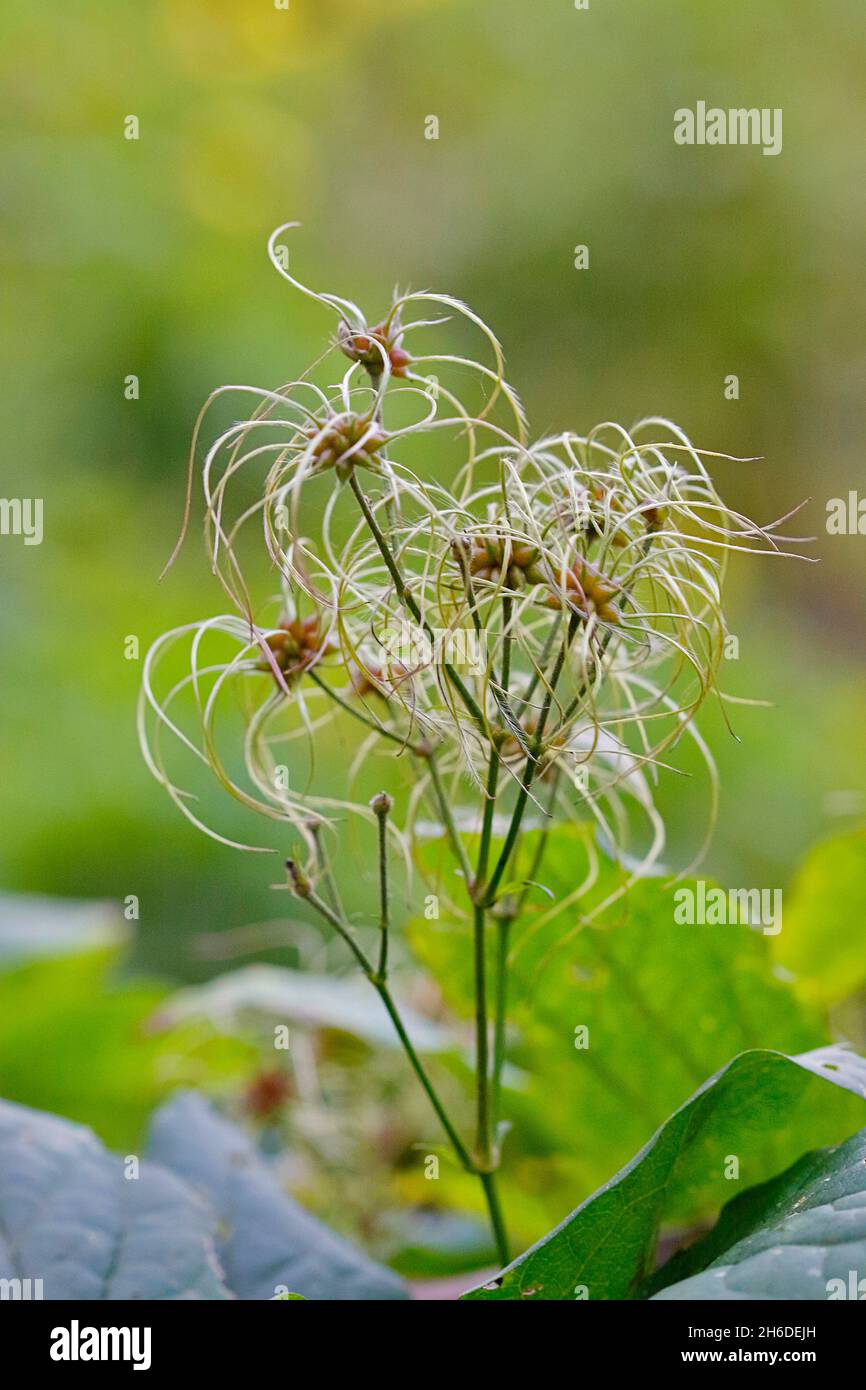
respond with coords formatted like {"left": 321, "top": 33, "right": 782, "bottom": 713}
{"left": 2, "top": 0, "right": 864, "bottom": 982}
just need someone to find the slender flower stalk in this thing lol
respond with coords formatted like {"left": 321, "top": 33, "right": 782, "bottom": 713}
{"left": 371, "top": 791, "right": 392, "bottom": 982}
{"left": 140, "top": 222, "right": 807, "bottom": 1271}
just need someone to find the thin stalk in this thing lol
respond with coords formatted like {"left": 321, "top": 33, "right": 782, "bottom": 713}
{"left": 512, "top": 766, "right": 562, "bottom": 922}
{"left": 520, "top": 616, "right": 559, "bottom": 707}
{"left": 308, "top": 821, "right": 344, "bottom": 918}
{"left": 488, "top": 769, "right": 559, "bottom": 1129}
{"left": 286, "top": 860, "right": 474, "bottom": 1172}
{"left": 491, "top": 914, "right": 511, "bottom": 1124}
{"left": 475, "top": 750, "right": 501, "bottom": 892}
{"left": 371, "top": 792, "right": 391, "bottom": 981}
{"left": 554, "top": 532, "right": 654, "bottom": 731}
{"left": 425, "top": 751, "right": 474, "bottom": 887}
{"left": 372, "top": 980, "right": 474, "bottom": 1172}
{"left": 454, "top": 546, "right": 522, "bottom": 746}
{"left": 285, "top": 860, "right": 373, "bottom": 975}
{"left": 557, "top": 625, "right": 614, "bottom": 728}
{"left": 499, "top": 594, "right": 513, "bottom": 692}
{"left": 488, "top": 744, "right": 565, "bottom": 1133}
{"left": 471, "top": 591, "right": 515, "bottom": 1165}
{"left": 482, "top": 612, "right": 579, "bottom": 908}
{"left": 472, "top": 900, "right": 491, "bottom": 1166}
{"left": 479, "top": 1172, "right": 510, "bottom": 1270}
{"left": 348, "top": 472, "right": 488, "bottom": 737}
{"left": 306, "top": 668, "right": 422, "bottom": 753}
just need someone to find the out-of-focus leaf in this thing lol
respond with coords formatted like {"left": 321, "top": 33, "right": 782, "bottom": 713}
{"left": 148, "top": 1090, "right": 408, "bottom": 1301}
{"left": 0, "top": 949, "right": 253, "bottom": 1149}
{"left": 412, "top": 824, "right": 847, "bottom": 1225}
{"left": 0, "top": 1098, "right": 230, "bottom": 1300}
{"left": 652, "top": 1125, "right": 866, "bottom": 1301}
{"left": 0, "top": 951, "right": 168, "bottom": 1147}
{"left": 152, "top": 963, "right": 452, "bottom": 1053}
{"left": 0, "top": 893, "right": 126, "bottom": 969}
{"left": 463, "top": 1046, "right": 866, "bottom": 1300}
{"left": 772, "top": 831, "right": 866, "bottom": 1007}
{"left": 384, "top": 1209, "right": 495, "bottom": 1278}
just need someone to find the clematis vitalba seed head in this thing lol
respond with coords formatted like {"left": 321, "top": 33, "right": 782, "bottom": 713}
{"left": 140, "top": 221, "right": 807, "bottom": 876}
{"left": 258, "top": 614, "right": 334, "bottom": 686}
{"left": 303, "top": 411, "right": 387, "bottom": 481}
{"left": 338, "top": 315, "right": 412, "bottom": 380}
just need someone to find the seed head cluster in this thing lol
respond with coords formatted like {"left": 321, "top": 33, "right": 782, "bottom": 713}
{"left": 140, "top": 223, "right": 805, "bottom": 886}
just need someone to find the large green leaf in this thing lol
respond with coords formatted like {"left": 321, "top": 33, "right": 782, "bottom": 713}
{"left": 0, "top": 1099, "right": 230, "bottom": 1299}
{"left": 411, "top": 824, "right": 842, "bottom": 1225}
{"left": 652, "top": 1125, "right": 866, "bottom": 1300}
{"left": 0, "top": 951, "right": 169, "bottom": 1147}
{"left": 0, "top": 949, "right": 250, "bottom": 1149}
{"left": 148, "top": 1091, "right": 408, "bottom": 1300}
{"left": 463, "top": 1046, "right": 866, "bottom": 1300}
{"left": 772, "top": 830, "right": 866, "bottom": 1007}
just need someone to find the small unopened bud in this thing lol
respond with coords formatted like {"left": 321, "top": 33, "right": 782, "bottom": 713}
{"left": 369, "top": 791, "right": 393, "bottom": 817}
{"left": 642, "top": 503, "right": 666, "bottom": 532}
{"left": 285, "top": 858, "right": 311, "bottom": 898}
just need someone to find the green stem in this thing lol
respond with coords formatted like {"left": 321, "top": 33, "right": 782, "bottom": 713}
{"left": 471, "top": 593, "right": 515, "bottom": 1168}
{"left": 348, "top": 472, "right": 488, "bottom": 737}
{"left": 373, "top": 798, "right": 390, "bottom": 981}
{"left": 499, "top": 594, "right": 513, "bottom": 693}
{"left": 492, "top": 914, "right": 511, "bottom": 1124}
{"left": 472, "top": 900, "right": 491, "bottom": 1167}
{"left": 308, "top": 822, "right": 344, "bottom": 918}
{"left": 520, "top": 616, "right": 559, "bottom": 707}
{"left": 479, "top": 1171, "right": 510, "bottom": 1269}
{"left": 475, "top": 750, "right": 501, "bottom": 892}
{"left": 306, "top": 668, "right": 422, "bottom": 753}
{"left": 425, "top": 751, "right": 474, "bottom": 888}
{"left": 487, "top": 771, "right": 560, "bottom": 1127}
{"left": 287, "top": 864, "right": 474, "bottom": 1173}
{"left": 373, "top": 980, "right": 474, "bottom": 1172}
{"left": 286, "top": 863, "right": 374, "bottom": 975}
{"left": 553, "top": 531, "right": 655, "bottom": 733}
{"left": 482, "top": 612, "right": 579, "bottom": 908}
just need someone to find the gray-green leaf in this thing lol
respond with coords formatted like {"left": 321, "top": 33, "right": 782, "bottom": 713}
{"left": 148, "top": 1091, "right": 408, "bottom": 1301}
{"left": 652, "top": 1125, "right": 866, "bottom": 1300}
{"left": 0, "top": 1099, "right": 230, "bottom": 1299}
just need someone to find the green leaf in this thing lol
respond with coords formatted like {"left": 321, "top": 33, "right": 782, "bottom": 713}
{"left": 148, "top": 1091, "right": 408, "bottom": 1301}
{"left": 411, "top": 824, "right": 844, "bottom": 1228}
{"left": 0, "top": 951, "right": 168, "bottom": 1148}
{"left": 651, "top": 1125, "right": 866, "bottom": 1300}
{"left": 385, "top": 1210, "right": 495, "bottom": 1277}
{"left": 772, "top": 830, "right": 866, "bottom": 1007}
{"left": 462, "top": 1046, "right": 866, "bottom": 1300}
{"left": 0, "top": 949, "right": 251, "bottom": 1149}
{"left": 0, "top": 1098, "right": 230, "bottom": 1299}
